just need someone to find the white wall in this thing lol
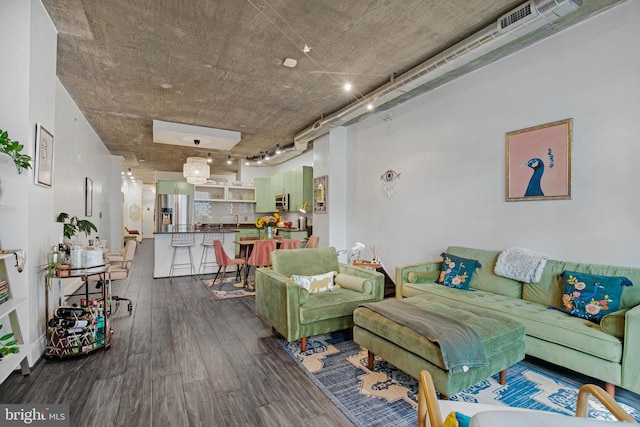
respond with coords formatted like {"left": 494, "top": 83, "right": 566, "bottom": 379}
{"left": 0, "top": 0, "right": 121, "bottom": 365}
{"left": 343, "top": 2, "right": 640, "bottom": 276}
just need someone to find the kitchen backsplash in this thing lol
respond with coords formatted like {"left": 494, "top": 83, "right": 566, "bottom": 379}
{"left": 194, "top": 201, "right": 256, "bottom": 224}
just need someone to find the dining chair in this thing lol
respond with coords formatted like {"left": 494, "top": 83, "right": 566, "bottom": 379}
{"left": 198, "top": 232, "right": 224, "bottom": 278}
{"left": 280, "top": 239, "right": 300, "bottom": 249}
{"left": 247, "top": 240, "right": 277, "bottom": 284}
{"left": 305, "top": 235, "right": 319, "bottom": 248}
{"left": 210, "top": 240, "right": 245, "bottom": 288}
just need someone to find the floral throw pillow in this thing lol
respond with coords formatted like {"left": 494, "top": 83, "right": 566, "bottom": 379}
{"left": 436, "top": 253, "right": 480, "bottom": 290}
{"left": 291, "top": 272, "right": 336, "bottom": 293}
{"left": 559, "top": 270, "right": 632, "bottom": 323}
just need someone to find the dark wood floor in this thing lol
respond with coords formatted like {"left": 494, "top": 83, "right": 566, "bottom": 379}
{"left": 0, "top": 240, "right": 354, "bottom": 427}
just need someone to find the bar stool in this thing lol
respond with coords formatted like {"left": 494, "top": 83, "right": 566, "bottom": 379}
{"left": 169, "top": 231, "right": 196, "bottom": 282}
{"left": 198, "top": 232, "right": 223, "bottom": 279}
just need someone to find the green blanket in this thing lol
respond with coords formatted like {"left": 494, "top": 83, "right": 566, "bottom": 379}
{"left": 361, "top": 300, "right": 488, "bottom": 373}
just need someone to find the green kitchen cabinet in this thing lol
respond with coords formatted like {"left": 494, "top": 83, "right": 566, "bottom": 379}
{"left": 276, "top": 229, "right": 308, "bottom": 240}
{"left": 254, "top": 178, "right": 272, "bottom": 213}
{"left": 269, "top": 173, "right": 284, "bottom": 199}
{"left": 288, "top": 166, "right": 313, "bottom": 213}
{"left": 156, "top": 180, "right": 194, "bottom": 196}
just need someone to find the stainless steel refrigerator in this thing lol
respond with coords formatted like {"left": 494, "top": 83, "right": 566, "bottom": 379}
{"left": 155, "top": 194, "right": 194, "bottom": 232}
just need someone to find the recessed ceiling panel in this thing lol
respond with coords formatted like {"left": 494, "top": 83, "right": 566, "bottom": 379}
{"left": 153, "top": 120, "right": 241, "bottom": 151}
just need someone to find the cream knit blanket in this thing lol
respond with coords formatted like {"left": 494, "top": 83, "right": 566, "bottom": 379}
{"left": 494, "top": 247, "right": 549, "bottom": 283}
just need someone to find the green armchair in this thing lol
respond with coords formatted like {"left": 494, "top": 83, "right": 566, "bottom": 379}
{"left": 255, "top": 246, "right": 385, "bottom": 351}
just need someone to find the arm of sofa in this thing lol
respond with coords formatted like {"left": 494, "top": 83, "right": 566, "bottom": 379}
{"left": 337, "top": 263, "right": 385, "bottom": 302}
{"left": 621, "top": 303, "right": 640, "bottom": 393}
{"left": 395, "top": 261, "right": 443, "bottom": 299}
{"left": 255, "top": 267, "right": 307, "bottom": 342}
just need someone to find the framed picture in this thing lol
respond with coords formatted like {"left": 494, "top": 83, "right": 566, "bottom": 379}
{"left": 85, "top": 177, "right": 93, "bottom": 217}
{"left": 34, "top": 123, "right": 54, "bottom": 187}
{"left": 505, "top": 118, "right": 572, "bottom": 201}
{"left": 313, "top": 175, "right": 328, "bottom": 214}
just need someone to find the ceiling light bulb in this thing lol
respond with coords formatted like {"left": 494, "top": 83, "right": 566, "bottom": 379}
{"left": 207, "top": 153, "right": 212, "bottom": 164}
{"left": 344, "top": 82, "right": 352, "bottom": 92}
{"left": 367, "top": 103, "right": 374, "bottom": 111}
{"left": 226, "top": 155, "right": 232, "bottom": 165}
{"left": 127, "top": 168, "right": 132, "bottom": 176}
{"left": 265, "top": 153, "right": 271, "bottom": 160}
{"left": 256, "top": 156, "right": 262, "bottom": 164}
{"left": 275, "top": 144, "right": 282, "bottom": 154}
{"left": 245, "top": 158, "right": 250, "bottom": 166}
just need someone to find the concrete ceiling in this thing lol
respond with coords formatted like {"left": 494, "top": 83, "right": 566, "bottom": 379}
{"left": 42, "top": 0, "right": 561, "bottom": 183}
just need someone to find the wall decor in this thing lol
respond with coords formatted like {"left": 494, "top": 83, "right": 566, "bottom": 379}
{"left": 85, "top": 177, "right": 93, "bottom": 217}
{"left": 34, "top": 123, "right": 54, "bottom": 187}
{"left": 380, "top": 169, "right": 401, "bottom": 199}
{"left": 313, "top": 175, "right": 328, "bottom": 214}
{"left": 506, "top": 118, "right": 572, "bottom": 201}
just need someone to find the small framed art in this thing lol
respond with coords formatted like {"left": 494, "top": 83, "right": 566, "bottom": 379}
{"left": 34, "top": 123, "right": 54, "bottom": 187}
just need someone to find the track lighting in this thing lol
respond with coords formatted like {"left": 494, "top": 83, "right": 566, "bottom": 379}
{"left": 226, "top": 155, "right": 232, "bottom": 165}
{"left": 207, "top": 153, "right": 212, "bottom": 164}
{"left": 275, "top": 144, "right": 282, "bottom": 154}
{"left": 245, "top": 158, "right": 250, "bottom": 166}
{"left": 264, "top": 152, "right": 271, "bottom": 161}
{"left": 127, "top": 168, "right": 132, "bottom": 176}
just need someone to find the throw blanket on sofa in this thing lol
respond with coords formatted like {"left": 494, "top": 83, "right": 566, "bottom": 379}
{"left": 494, "top": 247, "right": 549, "bottom": 283}
{"left": 361, "top": 300, "right": 488, "bottom": 373}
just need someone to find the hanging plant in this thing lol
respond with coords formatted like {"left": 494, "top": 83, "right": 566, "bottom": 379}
{"left": 0, "top": 129, "right": 32, "bottom": 174}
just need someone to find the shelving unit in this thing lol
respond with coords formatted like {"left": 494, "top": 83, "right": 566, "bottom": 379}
{"left": 0, "top": 251, "right": 32, "bottom": 384}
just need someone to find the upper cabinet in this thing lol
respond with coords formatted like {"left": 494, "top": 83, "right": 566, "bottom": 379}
{"left": 157, "top": 180, "right": 194, "bottom": 196}
{"left": 194, "top": 184, "right": 255, "bottom": 202}
{"left": 255, "top": 166, "right": 313, "bottom": 213}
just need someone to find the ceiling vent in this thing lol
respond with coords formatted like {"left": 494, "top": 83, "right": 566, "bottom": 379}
{"left": 499, "top": 0, "right": 582, "bottom": 33}
{"left": 499, "top": 2, "right": 534, "bottom": 31}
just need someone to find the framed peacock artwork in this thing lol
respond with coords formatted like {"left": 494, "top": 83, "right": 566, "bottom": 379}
{"left": 505, "top": 118, "right": 572, "bottom": 202}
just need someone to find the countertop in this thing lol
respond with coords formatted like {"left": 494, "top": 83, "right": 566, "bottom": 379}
{"left": 154, "top": 224, "right": 306, "bottom": 234}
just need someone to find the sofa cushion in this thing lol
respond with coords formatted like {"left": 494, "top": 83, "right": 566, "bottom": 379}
{"left": 299, "top": 289, "right": 375, "bottom": 324}
{"left": 601, "top": 308, "right": 628, "bottom": 338}
{"left": 335, "top": 273, "right": 372, "bottom": 294}
{"left": 291, "top": 271, "right": 336, "bottom": 293}
{"left": 271, "top": 246, "right": 340, "bottom": 277}
{"left": 559, "top": 270, "right": 629, "bottom": 323}
{"left": 523, "top": 259, "right": 640, "bottom": 310}
{"left": 446, "top": 247, "right": 523, "bottom": 298}
{"left": 407, "top": 284, "right": 623, "bottom": 363}
{"left": 436, "top": 253, "right": 479, "bottom": 290}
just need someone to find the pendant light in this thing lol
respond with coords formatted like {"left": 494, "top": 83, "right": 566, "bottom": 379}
{"left": 183, "top": 157, "right": 210, "bottom": 185}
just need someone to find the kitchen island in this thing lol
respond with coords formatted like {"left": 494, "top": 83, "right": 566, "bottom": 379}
{"left": 153, "top": 226, "right": 238, "bottom": 278}
{"left": 153, "top": 225, "right": 309, "bottom": 278}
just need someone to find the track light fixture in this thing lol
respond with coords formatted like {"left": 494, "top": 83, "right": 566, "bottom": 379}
{"left": 207, "top": 153, "right": 212, "bottom": 164}
{"left": 275, "top": 144, "right": 282, "bottom": 154}
{"left": 226, "top": 155, "right": 233, "bottom": 165}
{"left": 127, "top": 168, "right": 132, "bottom": 176}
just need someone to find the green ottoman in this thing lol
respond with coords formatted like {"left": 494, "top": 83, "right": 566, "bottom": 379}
{"left": 353, "top": 295, "right": 525, "bottom": 398}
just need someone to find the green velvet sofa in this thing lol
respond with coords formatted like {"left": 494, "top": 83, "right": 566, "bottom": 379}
{"left": 395, "top": 246, "right": 640, "bottom": 396}
{"left": 255, "top": 246, "right": 384, "bottom": 351}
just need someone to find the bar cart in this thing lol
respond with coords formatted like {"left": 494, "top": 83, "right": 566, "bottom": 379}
{"left": 45, "top": 264, "right": 113, "bottom": 358}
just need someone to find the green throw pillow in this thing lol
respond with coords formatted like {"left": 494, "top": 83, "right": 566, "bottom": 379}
{"left": 559, "top": 270, "right": 632, "bottom": 323}
{"left": 601, "top": 308, "right": 628, "bottom": 338}
{"left": 436, "top": 253, "right": 480, "bottom": 290}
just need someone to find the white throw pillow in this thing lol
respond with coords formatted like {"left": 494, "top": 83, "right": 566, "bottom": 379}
{"left": 291, "top": 272, "right": 336, "bottom": 293}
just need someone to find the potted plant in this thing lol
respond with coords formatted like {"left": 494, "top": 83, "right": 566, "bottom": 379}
{"left": 56, "top": 212, "right": 97, "bottom": 240}
{"left": 0, "top": 128, "right": 32, "bottom": 174}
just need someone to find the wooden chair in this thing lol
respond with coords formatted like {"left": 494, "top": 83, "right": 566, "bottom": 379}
{"left": 417, "top": 370, "right": 636, "bottom": 427}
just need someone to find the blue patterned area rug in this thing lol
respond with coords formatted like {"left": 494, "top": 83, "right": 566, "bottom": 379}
{"left": 277, "top": 330, "right": 640, "bottom": 427}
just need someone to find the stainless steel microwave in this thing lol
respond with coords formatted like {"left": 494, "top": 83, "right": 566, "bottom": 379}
{"left": 275, "top": 193, "right": 289, "bottom": 211}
